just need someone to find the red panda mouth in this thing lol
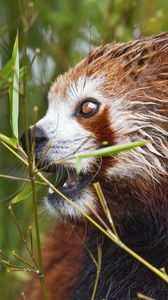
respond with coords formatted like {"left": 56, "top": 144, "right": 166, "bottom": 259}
{"left": 56, "top": 171, "right": 89, "bottom": 193}
{"left": 61, "top": 172, "right": 82, "bottom": 191}
{"left": 44, "top": 166, "right": 92, "bottom": 207}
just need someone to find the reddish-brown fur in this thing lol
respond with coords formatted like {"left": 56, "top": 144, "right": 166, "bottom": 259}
{"left": 21, "top": 33, "right": 168, "bottom": 299}
{"left": 23, "top": 223, "right": 86, "bottom": 300}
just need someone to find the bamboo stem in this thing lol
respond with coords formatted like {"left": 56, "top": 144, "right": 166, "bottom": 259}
{"left": 37, "top": 172, "right": 168, "bottom": 284}
{"left": 91, "top": 242, "right": 102, "bottom": 300}
{"left": 0, "top": 173, "right": 46, "bottom": 185}
{"left": 2, "top": 140, "right": 168, "bottom": 285}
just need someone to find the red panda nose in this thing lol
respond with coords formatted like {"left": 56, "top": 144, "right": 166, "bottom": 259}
{"left": 34, "top": 126, "right": 49, "bottom": 144}
{"left": 20, "top": 126, "right": 49, "bottom": 154}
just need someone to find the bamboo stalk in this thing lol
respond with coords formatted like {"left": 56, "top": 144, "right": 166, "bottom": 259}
{"left": 91, "top": 242, "right": 102, "bottom": 300}
{"left": 2, "top": 139, "right": 168, "bottom": 285}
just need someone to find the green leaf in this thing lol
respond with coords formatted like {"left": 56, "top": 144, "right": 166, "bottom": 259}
{"left": 0, "top": 133, "right": 18, "bottom": 148}
{"left": 76, "top": 157, "right": 81, "bottom": 175}
{"left": 11, "top": 185, "right": 32, "bottom": 204}
{"left": 75, "top": 140, "right": 148, "bottom": 174}
{"left": 0, "top": 59, "right": 13, "bottom": 90}
{"left": 11, "top": 183, "right": 41, "bottom": 204}
{"left": 9, "top": 33, "right": 19, "bottom": 140}
{"left": 76, "top": 140, "right": 148, "bottom": 160}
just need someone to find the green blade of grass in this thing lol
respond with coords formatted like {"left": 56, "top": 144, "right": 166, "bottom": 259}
{"left": 9, "top": 33, "right": 19, "bottom": 140}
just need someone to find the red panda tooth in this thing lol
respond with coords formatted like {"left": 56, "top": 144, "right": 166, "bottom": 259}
{"left": 63, "top": 173, "right": 78, "bottom": 189}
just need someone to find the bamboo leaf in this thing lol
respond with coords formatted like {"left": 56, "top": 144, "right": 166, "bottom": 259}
{"left": 75, "top": 140, "right": 148, "bottom": 174}
{"left": 76, "top": 157, "right": 81, "bottom": 175}
{"left": 11, "top": 185, "right": 32, "bottom": 204}
{"left": 11, "top": 184, "right": 41, "bottom": 204}
{"left": 9, "top": 33, "right": 19, "bottom": 140}
{"left": 0, "top": 59, "right": 13, "bottom": 90}
{"left": 76, "top": 140, "right": 148, "bottom": 159}
{"left": 0, "top": 133, "right": 18, "bottom": 148}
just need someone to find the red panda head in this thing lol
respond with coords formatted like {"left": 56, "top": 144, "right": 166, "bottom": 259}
{"left": 34, "top": 33, "right": 168, "bottom": 220}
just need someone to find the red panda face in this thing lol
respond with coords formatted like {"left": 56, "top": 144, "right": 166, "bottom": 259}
{"left": 34, "top": 34, "right": 168, "bottom": 220}
{"left": 36, "top": 76, "right": 114, "bottom": 218}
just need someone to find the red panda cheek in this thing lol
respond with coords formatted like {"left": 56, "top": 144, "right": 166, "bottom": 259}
{"left": 77, "top": 106, "right": 116, "bottom": 146}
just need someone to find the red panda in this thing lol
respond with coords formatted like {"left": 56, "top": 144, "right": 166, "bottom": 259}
{"left": 21, "top": 32, "right": 168, "bottom": 299}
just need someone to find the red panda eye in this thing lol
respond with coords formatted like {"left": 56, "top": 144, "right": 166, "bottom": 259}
{"left": 76, "top": 99, "right": 100, "bottom": 118}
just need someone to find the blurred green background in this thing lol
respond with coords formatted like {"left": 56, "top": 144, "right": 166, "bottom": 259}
{"left": 0, "top": 0, "right": 168, "bottom": 299}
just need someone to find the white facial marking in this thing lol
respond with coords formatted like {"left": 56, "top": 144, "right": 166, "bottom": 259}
{"left": 45, "top": 187, "right": 95, "bottom": 219}
{"left": 36, "top": 76, "right": 106, "bottom": 172}
{"left": 36, "top": 76, "right": 106, "bottom": 219}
